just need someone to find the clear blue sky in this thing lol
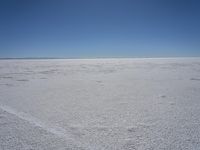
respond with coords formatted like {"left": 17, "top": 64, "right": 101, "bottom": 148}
{"left": 0, "top": 0, "right": 200, "bottom": 58}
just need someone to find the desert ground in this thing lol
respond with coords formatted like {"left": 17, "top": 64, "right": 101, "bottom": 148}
{"left": 0, "top": 58, "right": 200, "bottom": 150}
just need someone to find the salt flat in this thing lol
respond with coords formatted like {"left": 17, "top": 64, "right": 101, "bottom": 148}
{"left": 0, "top": 58, "right": 200, "bottom": 150}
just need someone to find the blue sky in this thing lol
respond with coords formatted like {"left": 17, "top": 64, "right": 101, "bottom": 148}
{"left": 0, "top": 0, "right": 200, "bottom": 58}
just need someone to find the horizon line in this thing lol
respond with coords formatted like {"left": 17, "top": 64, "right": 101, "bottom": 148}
{"left": 0, "top": 56, "right": 200, "bottom": 60}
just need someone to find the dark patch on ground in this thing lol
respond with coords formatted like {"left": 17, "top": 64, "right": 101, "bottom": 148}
{"left": 161, "top": 95, "right": 167, "bottom": 98}
{"left": 17, "top": 79, "right": 29, "bottom": 82}
{"left": 0, "top": 84, "right": 13, "bottom": 87}
{"left": 190, "top": 78, "right": 200, "bottom": 81}
{"left": 0, "top": 76, "right": 13, "bottom": 79}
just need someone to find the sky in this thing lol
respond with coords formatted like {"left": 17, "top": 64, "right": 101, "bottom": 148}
{"left": 0, "top": 0, "right": 200, "bottom": 58}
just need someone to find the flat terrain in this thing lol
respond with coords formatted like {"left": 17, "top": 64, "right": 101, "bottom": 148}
{"left": 0, "top": 58, "right": 200, "bottom": 150}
